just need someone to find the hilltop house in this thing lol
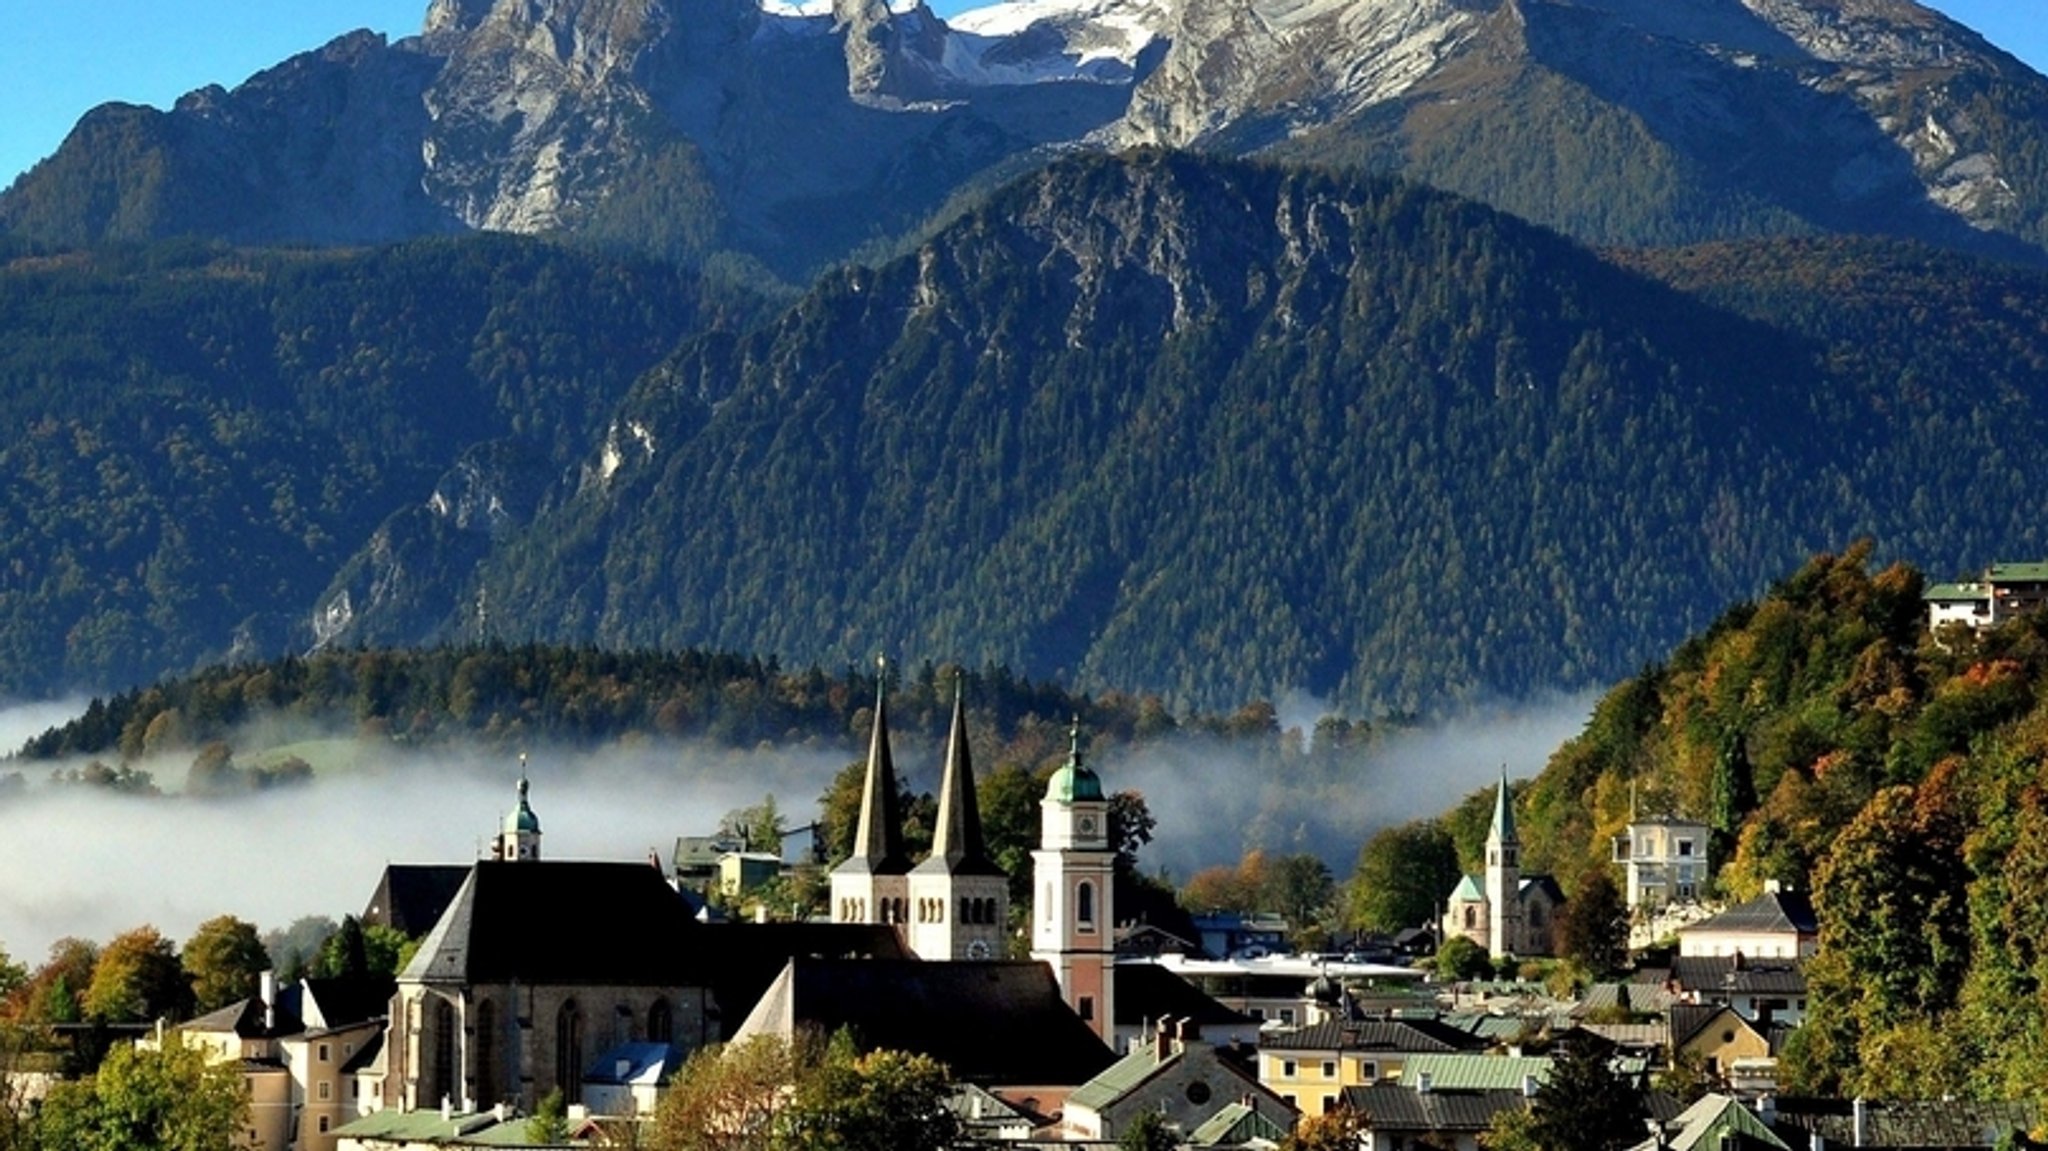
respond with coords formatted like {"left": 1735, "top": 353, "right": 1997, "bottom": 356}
{"left": 1676, "top": 885, "right": 1818, "bottom": 960}
{"left": 1925, "top": 561, "right": 2048, "bottom": 632}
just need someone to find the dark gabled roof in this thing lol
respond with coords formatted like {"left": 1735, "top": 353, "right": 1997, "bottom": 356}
{"left": 695, "top": 921, "right": 910, "bottom": 1039}
{"left": 1681, "top": 891, "right": 1818, "bottom": 938}
{"left": 402, "top": 860, "right": 703, "bottom": 986}
{"left": 1668, "top": 957, "right": 1808, "bottom": 996}
{"left": 912, "top": 682, "right": 1005, "bottom": 879}
{"left": 1260, "top": 1017, "right": 1482, "bottom": 1056}
{"left": 1517, "top": 875, "right": 1566, "bottom": 905}
{"left": 182, "top": 996, "right": 290, "bottom": 1040}
{"left": 1765, "top": 1098, "right": 2043, "bottom": 1149}
{"left": 1113, "top": 964, "right": 1257, "bottom": 1029}
{"left": 362, "top": 864, "right": 472, "bottom": 937}
{"left": 301, "top": 975, "right": 395, "bottom": 1031}
{"left": 1343, "top": 1085, "right": 1530, "bottom": 1133}
{"left": 734, "top": 958, "right": 1115, "bottom": 1086}
{"left": 1669, "top": 1004, "right": 1754, "bottom": 1049}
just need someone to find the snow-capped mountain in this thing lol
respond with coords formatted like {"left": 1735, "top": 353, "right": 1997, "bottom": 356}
{"left": 5, "top": 0, "right": 2048, "bottom": 270}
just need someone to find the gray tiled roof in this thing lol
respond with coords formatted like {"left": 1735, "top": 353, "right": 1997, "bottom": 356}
{"left": 1680, "top": 891, "right": 1818, "bottom": 937}
{"left": 1343, "top": 1085, "right": 1530, "bottom": 1132}
{"left": 1260, "top": 1018, "right": 1482, "bottom": 1056}
{"left": 1767, "top": 1098, "right": 2041, "bottom": 1148}
{"left": 402, "top": 860, "right": 705, "bottom": 986}
{"left": 1668, "top": 957, "right": 1808, "bottom": 996}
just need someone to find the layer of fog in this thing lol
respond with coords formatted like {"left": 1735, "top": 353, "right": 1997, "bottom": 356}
{"left": 0, "top": 690, "right": 1597, "bottom": 963}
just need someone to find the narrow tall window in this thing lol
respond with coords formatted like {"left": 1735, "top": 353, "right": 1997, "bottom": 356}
{"left": 1077, "top": 881, "right": 1095, "bottom": 931}
{"left": 648, "top": 999, "right": 674, "bottom": 1045}
{"left": 474, "top": 999, "right": 498, "bottom": 1107}
{"left": 556, "top": 1001, "right": 584, "bottom": 1105}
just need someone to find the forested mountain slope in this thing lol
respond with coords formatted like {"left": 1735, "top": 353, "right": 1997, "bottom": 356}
{"left": 0, "top": 237, "right": 734, "bottom": 694}
{"left": 394, "top": 151, "right": 2048, "bottom": 711}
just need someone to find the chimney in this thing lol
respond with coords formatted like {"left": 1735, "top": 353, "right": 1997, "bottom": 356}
{"left": 1853, "top": 1097, "right": 1868, "bottom": 1148}
{"left": 441, "top": 1095, "right": 453, "bottom": 1121}
{"left": 1176, "top": 1018, "right": 1201, "bottom": 1048}
{"left": 1755, "top": 1095, "right": 1776, "bottom": 1124}
{"left": 1154, "top": 1018, "right": 1174, "bottom": 1061}
{"left": 1415, "top": 1072, "right": 1433, "bottom": 1095}
{"left": 1764, "top": 879, "right": 1782, "bottom": 894}
{"left": 1521, "top": 1074, "right": 1538, "bottom": 1098}
{"left": 493, "top": 1103, "right": 508, "bottom": 1123}
{"left": 259, "top": 970, "right": 277, "bottom": 1032}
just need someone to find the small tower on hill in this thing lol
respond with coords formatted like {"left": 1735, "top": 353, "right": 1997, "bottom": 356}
{"left": 831, "top": 660, "right": 913, "bottom": 926}
{"left": 1032, "top": 719, "right": 1116, "bottom": 1042}
{"left": 907, "top": 674, "right": 1010, "bottom": 960}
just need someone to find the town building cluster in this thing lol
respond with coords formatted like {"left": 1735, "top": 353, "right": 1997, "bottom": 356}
{"left": 82, "top": 678, "right": 2030, "bottom": 1150}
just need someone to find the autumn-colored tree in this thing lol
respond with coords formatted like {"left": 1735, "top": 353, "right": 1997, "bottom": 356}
{"left": 651, "top": 1030, "right": 956, "bottom": 1151}
{"left": 1282, "top": 1109, "right": 1361, "bottom": 1151}
{"left": 181, "top": 916, "right": 269, "bottom": 1014}
{"left": 84, "top": 927, "right": 187, "bottom": 1024}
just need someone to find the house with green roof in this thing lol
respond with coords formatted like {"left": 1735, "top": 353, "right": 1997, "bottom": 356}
{"left": 1926, "top": 560, "right": 2048, "bottom": 633}
{"left": 1064, "top": 1020, "right": 1296, "bottom": 1142}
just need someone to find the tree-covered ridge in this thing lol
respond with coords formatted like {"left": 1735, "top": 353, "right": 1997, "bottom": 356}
{"left": 1495, "top": 545, "right": 2048, "bottom": 1099}
{"left": 453, "top": 150, "right": 2048, "bottom": 713}
{"left": 0, "top": 236, "right": 737, "bottom": 695}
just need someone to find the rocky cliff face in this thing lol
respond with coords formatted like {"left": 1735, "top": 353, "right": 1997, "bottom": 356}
{"left": 4, "top": 0, "right": 2047, "bottom": 269}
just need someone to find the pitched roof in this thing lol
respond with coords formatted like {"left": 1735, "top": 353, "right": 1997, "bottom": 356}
{"left": 1343, "top": 1085, "right": 1530, "bottom": 1133}
{"left": 1189, "top": 1101, "right": 1291, "bottom": 1147}
{"left": 1640, "top": 1093, "right": 1791, "bottom": 1151}
{"left": 362, "top": 864, "right": 471, "bottom": 936}
{"left": 694, "top": 921, "right": 910, "bottom": 1040}
{"left": 912, "top": 681, "right": 1004, "bottom": 878}
{"left": 1396, "top": 1054, "right": 1553, "bottom": 1092}
{"left": 1572, "top": 981, "right": 1682, "bottom": 1017}
{"left": 301, "top": 975, "right": 395, "bottom": 1031}
{"left": 401, "top": 860, "right": 704, "bottom": 986}
{"left": 1114, "top": 963, "right": 1257, "bottom": 1029}
{"left": 583, "top": 1041, "right": 683, "bottom": 1086}
{"left": 1068, "top": 1035, "right": 1273, "bottom": 1115}
{"left": 836, "top": 677, "right": 911, "bottom": 876}
{"left": 1669, "top": 1004, "right": 1757, "bottom": 1049}
{"left": 1259, "top": 1018, "right": 1482, "bottom": 1056}
{"left": 1668, "top": 956, "right": 1808, "bottom": 996}
{"left": 1679, "top": 891, "right": 1818, "bottom": 938}
{"left": 1449, "top": 875, "right": 1484, "bottom": 902}
{"left": 1765, "top": 1097, "right": 2043, "bottom": 1149}
{"left": 731, "top": 958, "right": 1114, "bottom": 1086}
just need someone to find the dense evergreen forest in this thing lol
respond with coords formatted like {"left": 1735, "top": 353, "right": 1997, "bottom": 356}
{"left": 0, "top": 236, "right": 767, "bottom": 694}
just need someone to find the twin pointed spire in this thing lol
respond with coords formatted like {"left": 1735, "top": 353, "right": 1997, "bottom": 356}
{"left": 846, "top": 657, "right": 911, "bottom": 875}
{"left": 918, "top": 673, "right": 1003, "bottom": 876}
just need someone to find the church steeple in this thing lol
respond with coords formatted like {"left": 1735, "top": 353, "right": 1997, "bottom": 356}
{"left": 497, "top": 754, "right": 541, "bottom": 861}
{"left": 1033, "top": 717, "right": 1116, "bottom": 1039}
{"left": 846, "top": 662, "right": 911, "bottom": 875}
{"left": 909, "top": 673, "right": 1009, "bottom": 960}
{"left": 922, "top": 676, "right": 999, "bottom": 874}
{"left": 1485, "top": 766, "right": 1520, "bottom": 958}
{"left": 832, "top": 659, "right": 912, "bottom": 926}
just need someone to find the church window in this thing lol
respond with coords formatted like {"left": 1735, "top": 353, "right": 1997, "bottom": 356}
{"left": 556, "top": 1001, "right": 585, "bottom": 1105}
{"left": 1464, "top": 906, "right": 1477, "bottom": 929}
{"left": 649, "top": 999, "right": 674, "bottom": 1045}
{"left": 431, "top": 1000, "right": 455, "bottom": 1111}
{"left": 1077, "top": 882, "right": 1095, "bottom": 930}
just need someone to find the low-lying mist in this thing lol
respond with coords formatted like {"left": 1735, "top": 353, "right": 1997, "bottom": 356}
{"left": 0, "top": 690, "right": 1597, "bottom": 961}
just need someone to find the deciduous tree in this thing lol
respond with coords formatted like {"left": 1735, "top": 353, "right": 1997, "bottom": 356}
{"left": 180, "top": 916, "right": 269, "bottom": 1014}
{"left": 32, "top": 1033, "right": 248, "bottom": 1151}
{"left": 1349, "top": 821, "right": 1459, "bottom": 933}
{"left": 83, "top": 927, "right": 186, "bottom": 1024}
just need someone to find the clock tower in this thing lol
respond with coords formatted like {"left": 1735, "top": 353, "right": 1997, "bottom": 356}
{"left": 1031, "top": 720, "right": 1116, "bottom": 1042}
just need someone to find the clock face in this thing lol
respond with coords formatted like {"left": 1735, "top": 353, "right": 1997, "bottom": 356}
{"left": 967, "top": 939, "right": 992, "bottom": 960}
{"left": 1079, "top": 816, "right": 1097, "bottom": 836}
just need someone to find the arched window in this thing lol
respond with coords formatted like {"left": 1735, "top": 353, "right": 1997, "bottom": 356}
{"left": 432, "top": 999, "right": 456, "bottom": 1110}
{"left": 1077, "top": 881, "right": 1095, "bottom": 931}
{"left": 556, "top": 1000, "right": 584, "bottom": 1105}
{"left": 474, "top": 999, "right": 498, "bottom": 1108}
{"left": 1464, "top": 906, "right": 1477, "bottom": 929}
{"left": 649, "top": 999, "right": 674, "bottom": 1045}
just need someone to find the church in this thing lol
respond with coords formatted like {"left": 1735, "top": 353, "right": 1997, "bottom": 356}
{"left": 380, "top": 669, "right": 1124, "bottom": 1115}
{"left": 1440, "top": 771, "right": 1565, "bottom": 960}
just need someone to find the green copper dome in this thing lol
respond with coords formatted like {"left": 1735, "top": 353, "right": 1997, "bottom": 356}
{"left": 1044, "top": 720, "right": 1104, "bottom": 803}
{"left": 505, "top": 774, "right": 541, "bottom": 835}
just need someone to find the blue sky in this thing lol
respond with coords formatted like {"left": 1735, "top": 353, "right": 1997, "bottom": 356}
{"left": 1, "top": 0, "right": 2043, "bottom": 191}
